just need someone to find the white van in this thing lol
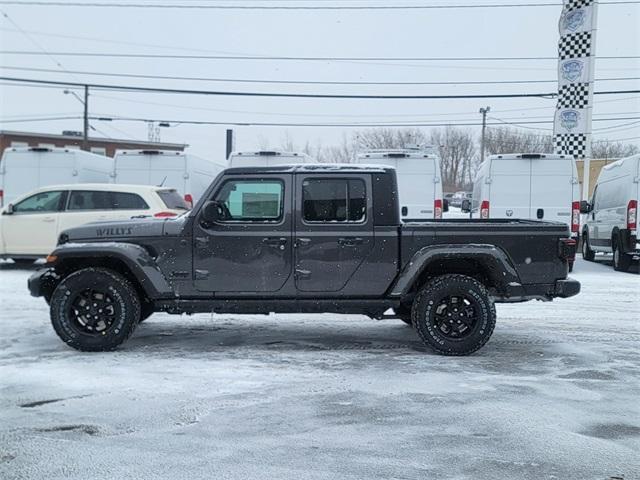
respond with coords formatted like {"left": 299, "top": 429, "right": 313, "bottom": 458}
{"left": 466, "top": 153, "right": 580, "bottom": 236}
{"left": 0, "top": 147, "right": 114, "bottom": 207}
{"left": 355, "top": 149, "right": 445, "bottom": 220}
{"left": 227, "top": 150, "right": 313, "bottom": 167}
{"left": 581, "top": 154, "right": 639, "bottom": 271}
{"left": 112, "top": 150, "right": 225, "bottom": 207}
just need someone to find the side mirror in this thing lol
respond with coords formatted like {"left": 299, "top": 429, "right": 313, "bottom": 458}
{"left": 461, "top": 199, "right": 471, "bottom": 213}
{"left": 442, "top": 199, "right": 449, "bottom": 213}
{"left": 579, "top": 200, "right": 592, "bottom": 214}
{"left": 201, "top": 201, "right": 223, "bottom": 223}
{"left": 2, "top": 204, "right": 14, "bottom": 215}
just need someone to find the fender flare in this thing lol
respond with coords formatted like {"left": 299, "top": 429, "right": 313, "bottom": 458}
{"left": 50, "top": 243, "right": 173, "bottom": 299}
{"left": 390, "top": 243, "right": 521, "bottom": 297}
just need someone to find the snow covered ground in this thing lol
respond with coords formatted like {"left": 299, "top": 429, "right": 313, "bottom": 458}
{"left": 0, "top": 257, "right": 638, "bottom": 480}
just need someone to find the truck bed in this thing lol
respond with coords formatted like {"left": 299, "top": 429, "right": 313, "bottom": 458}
{"left": 401, "top": 219, "right": 570, "bottom": 285}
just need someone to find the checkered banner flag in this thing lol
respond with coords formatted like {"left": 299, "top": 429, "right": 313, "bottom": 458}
{"left": 554, "top": 0, "right": 598, "bottom": 159}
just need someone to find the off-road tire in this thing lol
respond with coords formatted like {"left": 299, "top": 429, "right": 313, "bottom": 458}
{"left": 50, "top": 268, "right": 141, "bottom": 351}
{"left": 612, "top": 235, "right": 632, "bottom": 272}
{"left": 581, "top": 232, "right": 595, "bottom": 262}
{"left": 411, "top": 274, "right": 496, "bottom": 356}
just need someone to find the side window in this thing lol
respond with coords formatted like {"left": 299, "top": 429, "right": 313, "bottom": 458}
{"left": 215, "top": 179, "right": 284, "bottom": 222}
{"left": 68, "top": 191, "right": 112, "bottom": 210}
{"left": 302, "top": 178, "right": 366, "bottom": 223}
{"left": 13, "top": 190, "right": 64, "bottom": 213}
{"left": 111, "top": 192, "right": 149, "bottom": 210}
{"left": 68, "top": 191, "right": 149, "bottom": 211}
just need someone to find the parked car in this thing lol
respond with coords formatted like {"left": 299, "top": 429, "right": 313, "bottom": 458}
{"left": 580, "top": 153, "right": 639, "bottom": 272}
{"left": 449, "top": 191, "right": 470, "bottom": 208}
{"left": 0, "top": 183, "right": 188, "bottom": 264}
{"left": 355, "top": 149, "right": 446, "bottom": 220}
{"left": 227, "top": 150, "right": 313, "bottom": 167}
{"left": 464, "top": 153, "right": 580, "bottom": 237}
{"left": 112, "top": 150, "right": 225, "bottom": 207}
{"left": 0, "top": 147, "right": 113, "bottom": 207}
{"left": 29, "top": 165, "right": 579, "bottom": 355}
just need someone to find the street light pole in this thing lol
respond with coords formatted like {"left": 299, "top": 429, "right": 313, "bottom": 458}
{"left": 479, "top": 106, "right": 491, "bottom": 163}
{"left": 82, "top": 85, "right": 89, "bottom": 151}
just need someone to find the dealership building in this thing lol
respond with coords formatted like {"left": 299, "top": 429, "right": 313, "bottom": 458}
{"left": 0, "top": 130, "right": 187, "bottom": 158}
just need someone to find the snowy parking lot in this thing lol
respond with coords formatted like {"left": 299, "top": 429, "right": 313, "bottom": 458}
{"left": 0, "top": 257, "right": 638, "bottom": 480}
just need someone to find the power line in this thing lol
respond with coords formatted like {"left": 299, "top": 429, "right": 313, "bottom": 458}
{"left": 1, "top": 50, "right": 637, "bottom": 61}
{"left": 2, "top": 65, "right": 639, "bottom": 86}
{"left": 4, "top": 76, "right": 640, "bottom": 100}
{"left": 0, "top": 1, "right": 637, "bottom": 9}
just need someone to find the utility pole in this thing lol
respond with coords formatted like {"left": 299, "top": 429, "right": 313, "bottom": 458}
{"left": 479, "top": 106, "right": 490, "bottom": 163}
{"left": 82, "top": 85, "right": 89, "bottom": 151}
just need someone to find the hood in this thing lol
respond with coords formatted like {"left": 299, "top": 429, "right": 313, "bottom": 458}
{"left": 60, "top": 217, "right": 172, "bottom": 243}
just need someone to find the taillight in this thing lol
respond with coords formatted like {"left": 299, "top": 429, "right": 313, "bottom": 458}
{"left": 480, "top": 200, "right": 490, "bottom": 219}
{"left": 571, "top": 201, "right": 580, "bottom": 234}
{"left": 434, "top": 199, "right": 443, "bottom": 219}
{"left": 154, "top": 211, "right": 178, "bottom": 218}
{"left": 628, "top": 200, "right": 637, "bottom": 231}
{"left": 0, "top": 189, "right": 3, "bottom": 207}
{"left": 184, "top": 194, "right": 193, "bottom": 208}
{"left": 559, "top": 238, "right": 577, "bottom": 261}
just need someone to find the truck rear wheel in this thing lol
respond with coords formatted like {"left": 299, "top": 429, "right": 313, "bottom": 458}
{"left": 411, "top": 274, "right": 496, "bottom": 356}
{"left": 612, "top": 235, "right": 632, "bottom": 272}
{"left": 581, "top": 232, "right": 595, "bottom": 262}
{"left": 50, "top": 268, "right": 141, "bottom": 351}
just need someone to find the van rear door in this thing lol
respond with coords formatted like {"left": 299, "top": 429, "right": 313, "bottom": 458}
{"left": 489, "top": 158, "right": 530, "bottom": 219}
{"left": 530, "top": 157, "right": 575, "bottom": 222}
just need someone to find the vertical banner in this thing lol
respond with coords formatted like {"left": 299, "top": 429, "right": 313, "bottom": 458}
{"left": 554, "top": 0, "right": 598, "bottom": 162}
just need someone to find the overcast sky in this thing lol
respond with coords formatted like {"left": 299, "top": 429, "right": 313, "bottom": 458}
{"left": 0, "top": 0, "right": 638, "bottom": 160}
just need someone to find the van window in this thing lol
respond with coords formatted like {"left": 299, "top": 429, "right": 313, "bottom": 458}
{"left": 13, "top": 190, "right": 65, "bottom": 213}
{"left": 68, "top": 191, "right": 149, "bottom": 211}
{"left": 303, "top": 178, "right": 366, "bottom": 223}
{"left": 215, "top": 179, "right": 283, "bottom": 222}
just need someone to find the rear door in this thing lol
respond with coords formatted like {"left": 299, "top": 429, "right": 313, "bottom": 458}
{"left": 294, "top": 174, "right": 373, "bottom": 292}
{"left": 530, "top": 158, "right": 575, "bottom": 223}
{"left": 397, "top": 157, "right": 436, "bottom": 220}
{"left": 2, "top": 190, "right": 66, "bottom": 255}
{"left": 489, "top": 159, "right": 530, "bottom": 219}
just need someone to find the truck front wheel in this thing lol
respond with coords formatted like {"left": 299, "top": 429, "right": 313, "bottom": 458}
{"left": 412, "top": 274, "right": 496, "bottom": 356}
{"left": 50, "top": 268, "right": 141, "bottom": 351}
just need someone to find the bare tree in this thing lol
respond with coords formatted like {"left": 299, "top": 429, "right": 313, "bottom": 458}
{"left": 591, "top": 140, "right": 639, "bottom": 160}
{"left": 430, "top": 127, "right": 477, "bottom": 190}
{"left": 483, "top": 127, "right": 553, "bottom": 155}
{"left": 354, "top": 128, "right": 429, "bottom": 151}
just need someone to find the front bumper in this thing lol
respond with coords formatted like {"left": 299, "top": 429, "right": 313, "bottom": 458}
{"left": 28, "top": 268, "right": 58, "bottom": 299}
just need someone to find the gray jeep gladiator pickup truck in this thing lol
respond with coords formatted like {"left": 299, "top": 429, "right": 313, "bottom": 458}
{"left": 29, "top": 165, "right": 579, "bottom": 355}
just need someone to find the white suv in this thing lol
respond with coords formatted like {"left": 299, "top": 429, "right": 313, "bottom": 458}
{"left": 0, "top": 184, "right": 189, "bottom": 264}
{"left": 581, "top": 154, "right": 639, "bottom": 272}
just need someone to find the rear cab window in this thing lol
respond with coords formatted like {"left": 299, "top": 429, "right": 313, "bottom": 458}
{"left": 302, "top": 178, "right": 366, "bottom": 223}
{"left": 157, "top": 190, "right": 190, "bottom": 211}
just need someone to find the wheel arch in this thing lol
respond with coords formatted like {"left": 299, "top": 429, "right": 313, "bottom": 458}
{"left": 390, "top": 244, "right": 520, "bottom": 299}
{"left": 48, "top": 243, "right": 173, "bottom": 302}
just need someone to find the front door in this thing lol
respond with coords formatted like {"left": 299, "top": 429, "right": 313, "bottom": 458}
{"left": 193, "top": 175, "right": 293, "bottom": 293}
{"left": 2, "top": 190, "right": 66, "bottom": 256}
{"left": 294, "top": 174, "right": 374, "bottom": 293}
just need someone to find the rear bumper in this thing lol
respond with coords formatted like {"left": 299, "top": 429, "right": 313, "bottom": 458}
{"left": 28, "top": 268, "right": 58, "bottom": 299}
{"left": 498, "top": 277, "right": 580, "bottom": 302}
